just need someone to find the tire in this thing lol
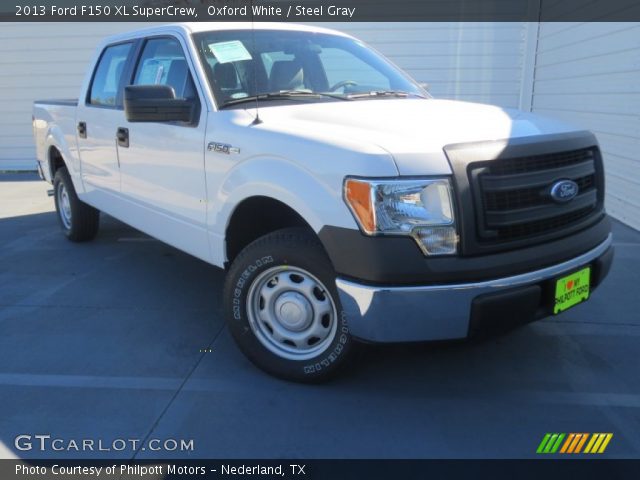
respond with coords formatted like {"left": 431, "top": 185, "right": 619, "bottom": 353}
{"left": 53, "top": 166, "right": 100, "bottom": 242}
{"left": 224, "top": 227, "right": 354, "bottom": 382}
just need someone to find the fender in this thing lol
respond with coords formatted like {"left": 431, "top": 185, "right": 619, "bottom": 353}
{"left": 207, "top": 156, "right": 359, "bottom": 267}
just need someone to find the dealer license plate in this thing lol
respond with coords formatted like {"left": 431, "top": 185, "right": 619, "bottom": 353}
{"left": 553, "top": 267, "right": 591, "bottom": 314}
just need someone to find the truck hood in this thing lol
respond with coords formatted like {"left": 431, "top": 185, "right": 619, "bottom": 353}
{"left": 256, "top": 98, "right": 580, "bottom": 175}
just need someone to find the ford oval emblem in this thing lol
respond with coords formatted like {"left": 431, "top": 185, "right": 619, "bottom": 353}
{"left": 550, "top": 179, "right": 579, "bottom": 203}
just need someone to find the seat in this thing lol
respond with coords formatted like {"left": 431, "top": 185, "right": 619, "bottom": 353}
{"left": 213, "top": 62, "right": 238, "bottom": 90}
{"left": 165, "top": 59, "right": 189, "bottom": 97}
{"left": 269, "top": 60, "right": 304, "bottom": 92}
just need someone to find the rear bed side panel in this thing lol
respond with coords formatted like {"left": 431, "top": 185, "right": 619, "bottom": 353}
{"left": 32, "top": 101, "right": 83, "bottom": 192}
{"left": 32, "top": 104, "right": 50, "bottom": 181}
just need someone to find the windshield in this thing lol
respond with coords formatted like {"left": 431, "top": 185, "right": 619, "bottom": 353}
{"left": 192, "top": 29, "right": 427, "bottom": 108}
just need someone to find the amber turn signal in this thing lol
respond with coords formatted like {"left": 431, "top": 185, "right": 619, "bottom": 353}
{"left": 344, "top": 179, "right": 375, "bottom": 234}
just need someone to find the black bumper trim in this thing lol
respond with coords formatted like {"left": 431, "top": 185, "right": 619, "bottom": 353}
{"left": 318, "top": 215, "right": 611, "bottom": 285}
{"left": 468, "top": 244, "right": 614, "bottom": 336}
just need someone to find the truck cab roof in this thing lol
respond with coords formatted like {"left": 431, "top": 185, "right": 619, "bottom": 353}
{"left": 100, "top": 22, "right": 351, "bottom": 46}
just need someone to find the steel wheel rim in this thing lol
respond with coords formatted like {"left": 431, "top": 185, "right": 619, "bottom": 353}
{"left": 246, "top": 265, "right": 338, "bottom": 360}
{"left": 57, "top": 183, "right": 72, "bottom": 230}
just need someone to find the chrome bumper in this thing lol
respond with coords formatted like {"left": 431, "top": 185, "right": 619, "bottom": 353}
{"left": 336, "top": 234, "right": 613, "bottom": 342}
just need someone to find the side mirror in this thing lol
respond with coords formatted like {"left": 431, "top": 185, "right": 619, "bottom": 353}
{"left": 124, "top": 85, "right": 196, "bottom": 124}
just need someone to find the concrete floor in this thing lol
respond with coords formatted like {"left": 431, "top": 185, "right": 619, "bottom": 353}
{"left": 0, "top": 173, "right": 639, "bottom": 459}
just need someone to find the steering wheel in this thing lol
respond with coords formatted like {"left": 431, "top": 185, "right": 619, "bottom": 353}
{"left": 329, "top": 80, "right": 359, "bottom": 92}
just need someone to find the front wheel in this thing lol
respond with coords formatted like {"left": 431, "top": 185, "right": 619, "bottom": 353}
{"left": 223, "top": 228, "right": 354, "bottom": 382}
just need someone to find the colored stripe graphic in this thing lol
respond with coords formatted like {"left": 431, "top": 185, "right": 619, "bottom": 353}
{"left": 592, "top": 433, "right": 606, "bottom": 453}
{"left": 538, "top": 433, "right": 613, "bottom": 454}
{"left": 544, "top": 434, "right": 559, "bottom": 453}
{"left": 585, "top": 433, "right": 614, "bottom": 454}
{"left": 537, "top": 434, "right": 552, "bottom": 453}
{"left": 550, "top": 433, "right": 565, "bottom": 453}
{"left": 584, "top": 434, "right": 598, "bottom": 453}
{"left": 560, "top": 433, "right": 575, "bottom": 453}
{"left": 567, "top": 433, "right": 582, "bottom": 453}
{"left": 537, "top": 433, "right": 565, "bottom": 453}
{"left": 598, "top": 434, "right": 613, "bottom": 453}
{"left": 574, "top": 433, "right": 589, "bottom": 453}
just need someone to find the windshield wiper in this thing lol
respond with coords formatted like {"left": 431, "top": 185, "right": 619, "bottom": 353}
{"left": 220, "top": 90, "right": 350, "bottom": 108}
{"left": 347, "top": 90, "right": 427, "bottom": 100}
{"left": 275, "top": 90, "right": 350, "bottom": 100}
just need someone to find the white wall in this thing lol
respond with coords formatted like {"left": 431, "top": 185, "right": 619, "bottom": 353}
{"left": 0, "top": 22, "right": 154, "bottom": 171}
{"left": 316, "top": 22, "right": 529, "bottom": 108}
{"left": 0, "top": 22, "right": 529, "bottom": 171}
{"left": 531, "top": 22, "right": 640, "bottom": 229}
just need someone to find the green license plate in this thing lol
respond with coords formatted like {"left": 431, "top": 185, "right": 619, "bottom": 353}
{"left": 554, "top": 267, "right": 591, "bottom": 314}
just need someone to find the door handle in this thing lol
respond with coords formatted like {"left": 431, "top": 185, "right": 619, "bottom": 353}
{"left": 116, "top": 127, "right": 129, "bottom": 148}
{"left": 77, "top": 121, "right": 87, "bottom": 139}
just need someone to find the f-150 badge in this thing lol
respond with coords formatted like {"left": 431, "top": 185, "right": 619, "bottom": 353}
{"left": 208, "top": 142, "right": 240, "bottom": 155}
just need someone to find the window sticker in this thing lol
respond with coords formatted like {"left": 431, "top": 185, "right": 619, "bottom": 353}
{"left": 208, "top": 40, "right": 252, "bottom": 64}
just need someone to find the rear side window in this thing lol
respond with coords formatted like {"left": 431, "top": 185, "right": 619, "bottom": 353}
{"left": 89, "top": 43, "right": 132, "bottom": 107}
{"left": 133, "top": 37, "right": 197, "bottom": 99}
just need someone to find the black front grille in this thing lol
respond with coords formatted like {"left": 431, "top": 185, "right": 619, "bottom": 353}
{"left": 470, "top": 146, "right": 602, "bottom": 243}
{"left": 491, "top": 206, "right": 595, "bottom": 241}
{"left": 483, "top": 157, "right": 596, "bottom": 211}
{"left": 483, "top": 175, "right": 596, "bottom": 216}
{"left": 484, "top": 148, "right": 596, "bottom": 175}
{"left": 444, "top": 132, "right": 606, "bottom": 255}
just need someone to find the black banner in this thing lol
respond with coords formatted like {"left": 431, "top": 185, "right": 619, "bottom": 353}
{"left": 3, "top": 459, "right": 640, "bottom": 480}
{"left": 4, "top": 0, "right": 640, "bottom": 22}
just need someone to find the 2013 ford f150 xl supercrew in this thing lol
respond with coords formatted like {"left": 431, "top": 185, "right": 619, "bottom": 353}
{"left": 33, "top": 23, "right": 613, "bottom": 382}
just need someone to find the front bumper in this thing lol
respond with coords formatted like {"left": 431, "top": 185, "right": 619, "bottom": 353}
{"left": 336, "top": 234, "right": 613, "bottom": 343}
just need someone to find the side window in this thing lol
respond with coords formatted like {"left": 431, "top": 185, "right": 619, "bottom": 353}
{"left": 133, "top": 37, "right": 197, "bottom": 99}
{"left": 89, "top": 43, "right": 132, "bottom": 107}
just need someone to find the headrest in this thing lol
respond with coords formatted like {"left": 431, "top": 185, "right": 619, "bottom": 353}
{"left": 213, "top": 62, "right": 238, "bottom": 89}
{"left": 269, "top": 60, "right": 304, "bottom": 91}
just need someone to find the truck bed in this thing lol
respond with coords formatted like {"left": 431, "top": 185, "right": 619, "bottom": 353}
{"left": 32, "top": 99, "right": 79, "bottom": 183}
{"left": 34, "top": 99, "right": 78, "bottom": 107}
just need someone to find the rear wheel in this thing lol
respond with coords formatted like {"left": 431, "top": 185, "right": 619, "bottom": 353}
{"left": 53, "top": 167, "right": 100, "bottom": 242}
{"left": 224, "top": 228, "right": 354, "bottom": 382}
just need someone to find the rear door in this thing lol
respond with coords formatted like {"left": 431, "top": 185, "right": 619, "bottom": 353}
{"left": 77, "top": 41, "right": 135, "bottom": 197}
{"left": 116, "top": 35, "right": 209, "bottom": 261}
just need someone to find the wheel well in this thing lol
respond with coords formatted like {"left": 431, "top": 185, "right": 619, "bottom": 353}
{"left": 226, "top": 197, "right": 313, "bottom": 265}
{"left": 48, "top": 146, "right": 65, "bottom": 178}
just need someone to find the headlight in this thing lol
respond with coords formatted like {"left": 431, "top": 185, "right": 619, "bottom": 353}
{"left": 344, "top": 177, "right": 458, "bottom": 256}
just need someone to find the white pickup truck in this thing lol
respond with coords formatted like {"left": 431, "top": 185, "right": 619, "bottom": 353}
{"left": 33, "top": 23, "right": 613, "bottom": 382}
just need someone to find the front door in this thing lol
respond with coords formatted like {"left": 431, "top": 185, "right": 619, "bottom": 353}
{"left": 117, "top": 35, "right": 209, "bottom": 262}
